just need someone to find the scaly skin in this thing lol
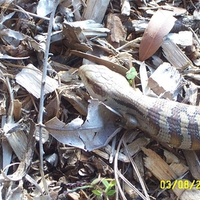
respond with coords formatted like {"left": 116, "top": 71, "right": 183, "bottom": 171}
{"left": 79, "top": 65, "right": 200, "bottom": 150}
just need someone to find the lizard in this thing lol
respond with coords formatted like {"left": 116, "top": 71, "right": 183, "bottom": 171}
{"left": 78, "top": 64, "right": 200, "bottom": 150}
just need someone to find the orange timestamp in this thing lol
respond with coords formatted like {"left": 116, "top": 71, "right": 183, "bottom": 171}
{"left": 160, "top": 180, "right": 200, "bottom": 190}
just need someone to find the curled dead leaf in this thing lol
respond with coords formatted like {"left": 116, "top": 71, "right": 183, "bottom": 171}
{"left": 45, "top": 100, "right": 121, "bottom": 151}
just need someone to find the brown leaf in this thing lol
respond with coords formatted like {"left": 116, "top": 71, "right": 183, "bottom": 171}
{"left": 106, "top": 13, "right": 126, "bottom": 43}
{"left": 139, "top": 9, "right": 176, "bottom": 61}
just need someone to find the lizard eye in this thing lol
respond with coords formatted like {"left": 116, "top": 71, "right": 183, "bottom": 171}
{"left": 86, "top": 77, "right": 92, "bottom": 84}
{"left": 85, "top": 77, "right": 106, "bottom": 97}
{"left": 92, "top": 83, "right": 106, "bottom": 96}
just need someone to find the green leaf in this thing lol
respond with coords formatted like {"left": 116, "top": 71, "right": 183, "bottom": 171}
{"left": 91, "top": 177, "right": 101, "bottom": 185}
{"left": 92, "top": 190, "right": 102, "bottom": 196}
{"left": 126, "top": 67, "right": 137, "bottom": 80}
{"left": 102, "top": 179, "right": 109, "bottom": 188}
{"left": 106, "top": 189, "right": 116, "bottom": 196}
{"left": 109, "top": 180, "right": 116, "bottom": 188}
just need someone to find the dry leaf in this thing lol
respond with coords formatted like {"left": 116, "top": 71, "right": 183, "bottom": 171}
{"left": 148, "top": 62, "right": 182, "bottom": 100}
{"left": 106, "top": 13, "right": 126, "bottom": 43}
{"left": 71, "top": 50, "right": 128, "bottom": 75}
{"left": 13, "top": 99, "right": 22, "bottom": 121}
{"left": 46, "top": 100, "right": 121, "bottom": 151}
{"left": 142, "top": 147, "right": 177, "bottom": 180}
{"left": 139, "top": 9, "right": 176, "bottom": 61}
{"left": 15, "top": 64, "right": 58, "bottom": 99}
{"left": 162, "top": 38, "right": 193, "bottom": 70}
{"left": 83, "top": 0, "right": 110, "bottom": 23}
{"left": 63, "top": 22, "right": 92, "bottom": 52}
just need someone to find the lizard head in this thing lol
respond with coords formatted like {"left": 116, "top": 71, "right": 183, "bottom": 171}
{"left": 78, "top": 65, "right": 109, "bottom": 100}
{"left": 78, "top": 65, "right": 130, "bottom": 101}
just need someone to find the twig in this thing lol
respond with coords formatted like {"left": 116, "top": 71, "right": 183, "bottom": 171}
{"left": 0, "top": 5, "right": 50, "bottom": 21}
{"left": 37, "top": 0, "right": 59, "bottom": 196}
{"left": 122, "top": 138, "right": 150, "bottom": 200}
{"left": 114, "top": 137, "right": 127, "bottom": 200}
{"left": 5, "top": 77, "right": 14, "bottom": 123}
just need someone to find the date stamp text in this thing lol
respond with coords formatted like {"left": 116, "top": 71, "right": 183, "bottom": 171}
{"left": 160, "top": 180, "right": 200, "bottom": 190}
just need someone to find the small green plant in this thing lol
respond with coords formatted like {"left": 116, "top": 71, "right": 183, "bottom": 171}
{"left": 126, "top": 67, "right": 138, "bottom": 85}
{"left": 65, "top": 176, "right": 116, "bottom": 199}
{"left": 91, "top": 176, "right": 116, "bottom": 199}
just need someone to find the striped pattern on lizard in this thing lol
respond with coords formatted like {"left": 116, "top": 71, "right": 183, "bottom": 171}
{"left": 78, "top": 65, "right": 200, "bottom": 150}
